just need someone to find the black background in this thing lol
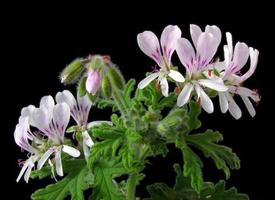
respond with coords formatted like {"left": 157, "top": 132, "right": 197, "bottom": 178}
{"left": 2, "top": 2, "right": 274, "bottom": 199}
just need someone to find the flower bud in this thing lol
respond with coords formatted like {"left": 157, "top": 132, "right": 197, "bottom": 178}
{"left": 157, "top": 108, "right": 189, "bottom": 137}
{"left": 101, "top": 75, "right": 112, "bottom": 98}
{"left": 60, "top": 59, "right": 85, "bottom": 85}
{"left": 86, "top": 70, "right": 101, "bottom": 95}
{"left": 107, "top": 67, "right": 125, "bottom": 90}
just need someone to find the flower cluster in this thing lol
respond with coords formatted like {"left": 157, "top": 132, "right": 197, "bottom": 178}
{"left": 137, "top": 24, "right": 260, "bottom": 119}
{"left": 14, "top": 90, "right": 110, "bottom": 183}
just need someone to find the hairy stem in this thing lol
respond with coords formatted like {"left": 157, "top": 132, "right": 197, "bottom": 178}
{"left": 126, "top": 173, "right": 139, "bottom": 200}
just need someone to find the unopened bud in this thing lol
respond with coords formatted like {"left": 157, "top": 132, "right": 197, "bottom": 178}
{"left": 86, "top": 70, "right": 101, "bottom": 95}
{"left": 60, "top": 59, "right": 85, "bottom": 85}
{"left": 101, "top": 76, "right": 112, "bottom": 98}
{"left": 107, "top": 67, "right": 125, "bottom": 90}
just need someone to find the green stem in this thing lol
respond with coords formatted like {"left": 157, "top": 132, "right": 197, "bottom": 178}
{"left": 126, "top": 173, "right": 139, "bottom": 200}
{"left": 112, "top": 87, "right": 130, "bottom": 124}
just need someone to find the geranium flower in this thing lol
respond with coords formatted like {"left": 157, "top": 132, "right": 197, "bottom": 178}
{"left": 137, "top": 25, "right": 185, "bottom": 97}
{"left": 217, "top": 32, "right": 260, "bottom": 119}
{"left": 176, "top": 24, "right": 228, "bottom": 113}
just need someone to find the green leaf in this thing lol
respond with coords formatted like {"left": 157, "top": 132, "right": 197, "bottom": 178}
{"left": 123, "top": 79, "right": 136, "bottom": 106}
{"left": 187, "top": 101, "right": 201, "bottom": 133}
{"left": 187, "top": 130, "right": 240, "bottom": 179}
{"left": 30, "top": 166, "right": 52, "bottom": 180}
{"left": 97, "top": 99, "right": 118, "bottom": 112}
{"left": 31, "top": 159, "right": 94, "bottom": 200}
{"left": 176, "top": 139, "right": 203, "bottom": 193}
{"left": 90, "top": 159, "right": 127, "bottom": 200}
{"left": 200, "top": 181, "right": 249, "bottom": 200}
{"left": 145, "top": 164, "right": 249, "bottom": 200}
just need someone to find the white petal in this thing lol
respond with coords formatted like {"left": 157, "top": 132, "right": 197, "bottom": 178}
{"left": 226, "top": 32, "right": 233, "bottom": 60}
{"left": 160, "top": 77, "right": 169, "bottom": 97}
{"left": 21, "top": 105, "right": 36, "bottom": 125}
{"left": 223, "top": 45, "right": 230, "bottom": 68}
{"left": 168, "top": 70, "right": 185, "bottom": 83}
{"left": 55, "top": 90, "right": 77, "bottom": 110}
{"left": 87, "top": 121, "right": 113, "bottom": 128}
{"left": 62, "top": 145, "right": 80, "bottom": 157}
{"left": 37, "top": 148, "right": 55, "bottom": 170}
{"left": 16, "top": 159, "right": 30, "bottom": 182}
{"left": 137, "top": 72, "right": 159, "bottom": 89}
{"left": 190, "top": 24, "right": 202, "bottom": 48}
{"left": 83, "top": 143, "right": 90, "bottom": 161}
{"left": 196, "top": 32, "right": 220, "bottom": 69}
{"left": 82, "top": 131, "right": 94, "bottom": 147}
{"left": 229, "top": 86, "right": 260, "bottom": 102}
{"left": 53, "top": 103, "right": 70, "bottom": 139}
{"left": 241, "top": 48, "right": 259, "bottom": 82}
{"left": 177, "top": 83, "right": 193, "bottom": 107}
{"left": 39, "top": 96, "right": 55, "bottom": 116}
{"left": 195, "top": 84, "right": 214, "bottom": 113}
{"left": 77, "top": 93, "right": 92, "bottom": 113}
{"left": 55, "top": 149, "right": 63, "bottom": 176}
{"left": 31, "top": 108, "right": 50, "bottom": 133}
{"left": 219, "top": 92, "right": 229, "bottom": 113}
{"left": 160, "top": 25, "right": 182, "bottom": 63}
{"left": 137, "top": 31, "right": 162, "bottom": 65}
{"left": 176, "top": 38, "right": 195, "bottom": 75}
{"left": 24, "top": 163, "right": 34, "bottom": 183}
{"left": 241, "top": 95, "right": 256, "bottom": 117}
{"left": 226, "top": 93, "right": 242, "bottom": 119}
{"left": 198, "top": 79, "right": 228, "bottom": 91}
{"left": 232, "top": 42, "right": 249, "bottom": 71}
{"left": 205, "top": 25, "right": 222, "bottom": 46}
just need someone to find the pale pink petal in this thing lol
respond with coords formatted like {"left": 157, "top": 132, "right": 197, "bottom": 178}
{"left": 86, "top": 70, "right": 101, "bottom": 95}
{"left": 53, "top": 103, "right": 70, "bottom": 139}
{"left": 37, "top": 148, "right": 56, "bottom": 170}
{"left": 241, "top": 95, "right": 256, "bottom": 117}
{"left": 39, "top": 96, "right": 55, "bottom": 117}
{"left": 205, "top": 25, "right": 222, "bottom": 45}
{"left": 24, "top": 162, "right": 34, "bottom": 183}
{"left": 176, "top": 38, "right": 195, "bottom": 75}
{"left": 229, "top": 86, "right": 260, "bottom": 102}
{"left": 138, "top": 72, "right": 159, "bottom": 89}
{"left": 16, "top": 158, "right": 30, "bottom": 182}
{"left": 55, "top": 90, "right": 77, "bottom": 111}
{"left": 137, "top": 31, "right": 162, "bottom": 66}
{"left": 177, "top": 83, "right": 193, "bottom": 107}
{"left": 226, "top": 93, "right": 242, "bottom": 119}
{"left": 31, "top": 108, "right": 51, "bottom": 134}
{"left": 198, "top": 79, "right": 228, "bottom": 91}
{"left": 168, "top": 70, "right": 185, "bottom": 82}
{"left": 62, "top": 145, "right": 80, "bottom": 157}
{"left": 232, "top": 42, "right": 249, "bottom": 71}
{"left": 196, "top": 33, "right": 219, "bottom": 70}
{"left": 20, "top": 105, "right": 36, "bottom": 124}
{"left": 225, "top": 32, "right": 233, "bottom": 60}
{"left": 241, "top": 48, "right": 259, "bottom": 82}
{"left": 195, "top": 84, "right": 214, "bottom": 113}
{"left": 190, "top": 24, "right": 202, "bottom": 48}
{"left": 219, "top": 92, "right": 229, "bottom": 113}
{"left": 160, "top": 25, "right": 182, "bottom": 64}
{"left": 160, "top": 77, "right": 169, "bottom": 97}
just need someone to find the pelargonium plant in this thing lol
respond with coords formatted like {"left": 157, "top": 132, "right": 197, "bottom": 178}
{"left": 14, "top": 24, "right": 259, "bottom": 200}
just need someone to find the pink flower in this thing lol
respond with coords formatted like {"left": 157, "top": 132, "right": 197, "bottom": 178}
{"left": 137, "top": 25, "right": 185, "bottom": 97}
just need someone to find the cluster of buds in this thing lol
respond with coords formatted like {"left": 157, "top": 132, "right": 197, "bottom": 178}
{"left": 60, "top": 55, "right": 125, "bottom": 99}
{"left": 137, "top": 24, "right": 260, "bottom": 119}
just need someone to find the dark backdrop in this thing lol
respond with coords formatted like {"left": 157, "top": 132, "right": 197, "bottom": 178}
{"left": 3, "top": 2, "right": 274, "bottom": 199}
